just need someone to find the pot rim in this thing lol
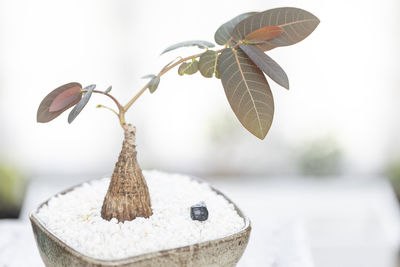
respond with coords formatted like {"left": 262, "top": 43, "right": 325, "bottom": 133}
{"left": 30, "top": 175, "right": 251, "bottom": 264}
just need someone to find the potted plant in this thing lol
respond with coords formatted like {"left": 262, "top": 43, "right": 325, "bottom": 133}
{"left": 30, "top": 7, "right": 319, "bottom": 267}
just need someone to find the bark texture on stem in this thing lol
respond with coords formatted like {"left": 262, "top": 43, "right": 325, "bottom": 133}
{"left": 101, "top": 124, "right": 152, "bottom": 222}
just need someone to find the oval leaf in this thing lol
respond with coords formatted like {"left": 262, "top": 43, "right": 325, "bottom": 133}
{"left": 67, "top": 84, "right": 96, "bottom": 124}
{"left": 214, "top": 12, "right": 258, "bottom": 45}
{"left": 178, "top": 60, "right": 198, "bottom": 75}
{"left": 161, "top": 40, "right": 215, "bottom": 55}
{"left": 232, "top": 7, "right": 320, "bottom": 51}
{"left": 49, "top": 86, "right": 82, "bottom": 112}
{"left": 244, "top": 26, "right": 283, "bottom": 42}
{"left": 218, "top": 48, "right": 274, "bottom": 139}
{"left": 148, "top": 76, "right": 160, "bottom": 93}
{"left": 239, "top": 44, "right": 289, "bottom": 89}
{"left": 198, "top": 50, "right": 219, "bottom": 78}
{"left": 37, "top": 82, "right": 82, "bottom": 123}
{"left": 104, "top": 86, "right": 112, "bottom": 94}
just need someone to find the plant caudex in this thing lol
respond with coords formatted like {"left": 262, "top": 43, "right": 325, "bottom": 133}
{"left": 36, "top": 7, "right": 319, "bottom": 222}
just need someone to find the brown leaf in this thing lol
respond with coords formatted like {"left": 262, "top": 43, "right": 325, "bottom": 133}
{"left": 37, "top": 82, "right": 82, "bottom": 123}
{"left": 218, "top": 48, "right": 274, "bottom": 139}
{"left": 49, "top": 86, "right": 82, "bottom": 112}
{"left": 239, "top": 44, "right": 289, "bottom": 89}
{"left": 232, "top": 7, "right": 319, "bottom": 51}
{"left": 214, "top": 12, "right": 258, "bottom": 46}
{"left": 244, "top": 26, "right": 283, "bottom": 42}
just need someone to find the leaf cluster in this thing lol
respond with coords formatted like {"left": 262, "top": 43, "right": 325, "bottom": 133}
{"left": 37, "top": 7, "right": 319, "bottom": 141}
{"left": 160, "top": 7, "right": 319, "bottom": 139}
{"left": 37, "top": 83, "right": 107, "bottom": 123}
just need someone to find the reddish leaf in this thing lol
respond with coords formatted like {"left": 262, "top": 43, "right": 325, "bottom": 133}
{"left": 244, "top": 26, "right": 283, "bottom": 42}
{"left": 232, "top": 7, "right": 319, "bottom": 51}
{"left": 49, "top": 86, "right": 82, "bottom": 112}
{"left": 218, "top": 48, "right": 274, "bottom": 139}
{"left": 37, "top": 82, "right": 82, "bottom": 123}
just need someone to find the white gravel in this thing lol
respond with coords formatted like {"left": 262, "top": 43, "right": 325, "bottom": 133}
{"left": 35, "top": 171, "right": 245, "bottom": 260}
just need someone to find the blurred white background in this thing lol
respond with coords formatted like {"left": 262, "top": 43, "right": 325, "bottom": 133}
{"left": 1, "top": 1, "right": 400, "bottom": 266}
{"left": 0, "top": 0, "right": 399, "bottom": 177}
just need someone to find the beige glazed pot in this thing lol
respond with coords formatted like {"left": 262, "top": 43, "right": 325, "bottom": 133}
{"left": 30, "top": 179, "right": 251, "bottom": 267}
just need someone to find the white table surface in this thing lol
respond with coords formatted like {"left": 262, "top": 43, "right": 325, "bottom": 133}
{"left": 1, "top": 174, "right": 399, "bottom": 267}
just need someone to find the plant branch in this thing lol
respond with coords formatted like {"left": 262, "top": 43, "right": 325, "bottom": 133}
{"left": 93, "top": 90, "right": 123, "bottom": 111}
{"left": 123, "top": 48, "right": 224, "bottom": 112}
{"left": 92, "top": 90, "right": 126, "bottom": 126}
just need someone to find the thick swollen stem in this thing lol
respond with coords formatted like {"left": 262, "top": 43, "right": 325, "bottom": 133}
{"left": 101, "top": 124, "right": 152, "bottom": 222}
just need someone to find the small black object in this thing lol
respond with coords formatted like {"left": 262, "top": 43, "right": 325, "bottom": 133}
{"left": 190, "top": 201, "right": 208, "bottom": 221}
